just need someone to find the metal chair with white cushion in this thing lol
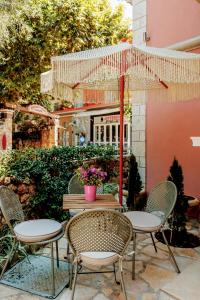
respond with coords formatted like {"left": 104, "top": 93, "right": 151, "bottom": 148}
{"left": 66, "top": 209, "right": 133, "bottom": 300}
{"left": 68, "top": 174, "right": 104, "bottom": 195}
{"left": 124, "top": 181, "right": 180, "bottom": 279}
{"left": 0, "top": 185, "right": 64, "bottom": 298}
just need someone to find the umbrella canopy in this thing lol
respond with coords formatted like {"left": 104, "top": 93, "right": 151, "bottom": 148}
{"left": 41, "top": 43, "right": 200, "bottom": 102}
{"left": 41, "top": 43, "right": 200, "bottom": 205}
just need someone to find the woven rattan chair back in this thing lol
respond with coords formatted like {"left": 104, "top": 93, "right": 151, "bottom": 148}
{"left": 0, "top": 186, "right": 25, "bottom": 232}
{"left": 66, "top": 209, "right": 132, "bottom": 255}
{"left": 68, "top": 174, "right": 104, "bottom": 194}
{"left": 145, "top": 181, "right": 177, "bottom": 222}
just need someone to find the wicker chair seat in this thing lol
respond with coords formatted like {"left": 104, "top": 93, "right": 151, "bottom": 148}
{"left": 14, "top": 219, "right": 62, "bottom": 243}
{"left": 80, "top": 251, "right": 118, "bottom": 267}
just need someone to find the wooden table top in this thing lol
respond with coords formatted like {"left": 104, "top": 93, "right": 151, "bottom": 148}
{"left": 63, "top": 194, "right": 122, "bottom": 210}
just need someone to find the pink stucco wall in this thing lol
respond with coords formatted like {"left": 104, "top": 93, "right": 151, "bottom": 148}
{"left": 146, "top": 47, "right": 200, "bottom": 195}
{"left": 147, "top": 0, "right": 200, "bottom": 47}
{"left": 145, "top": 0, "right": 200, "bottom": 197}
{"left": 146, "top": 99, "right": 200, "bottom": 197}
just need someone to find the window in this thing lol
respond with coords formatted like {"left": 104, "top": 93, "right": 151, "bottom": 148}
{"left": 93, "top": 115, "right": 131, "bottom": 154}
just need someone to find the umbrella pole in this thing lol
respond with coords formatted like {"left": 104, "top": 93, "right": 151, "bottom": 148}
{"left": 119, "top": 75, "right": 125, "bottom": 206}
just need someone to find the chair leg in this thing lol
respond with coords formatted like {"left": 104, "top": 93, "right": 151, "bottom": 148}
{"left": 150, "top": 233, "right": 157, "bottom": 253}
{"left": 56, "top": 240, "right": 59, "bottom": 268}
{"left": 18, "top": 243, "right": 31, "bottom": 264}
{"left": 69, "top": 256, "right": 73, "bottom": 290}
{"left": 113, "top": 263, "right": 120, "bottom": 285}
{"left": 132, "top": 232, "right": 136, "bottom": 280}
{"left": 161, "top": 230, "right": 180, "bottom": 273}
{"left": 51, "top": 242, "right": 55, "bottom": 297}
{"left": 119, "top": 259, "right": 127, "bottom": 300}
{"left": 71, "top": 262, "right": 78, "bottom": 300}
{"left": 0, "top": 239, "right": 17, "bottom": 279}
{"left": 66, "top": 242, "right": 70, "bottom": 261}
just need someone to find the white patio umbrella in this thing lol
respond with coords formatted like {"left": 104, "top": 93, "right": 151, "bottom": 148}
{"left": 41, "top": 42, "right": 200, "bottom": 205}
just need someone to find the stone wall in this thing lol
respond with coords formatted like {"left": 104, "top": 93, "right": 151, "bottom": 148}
{"left": 132, "top": 0, "right": 147, "bottom": 46}
{"left": 0, "top": 177, "right": 36, "bottom": 226}
{"left": 131, "top": 93, "right": 146, "bottom": 185}
{"left": 130, "top": 0, "right": 147, "bottom": 187}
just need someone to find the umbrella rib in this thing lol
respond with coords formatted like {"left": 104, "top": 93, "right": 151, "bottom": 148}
{"left": 71, "top": 53, "right": 123, "bottom": 89}
{"left": 71, "top": 58, "right": 107, "bottom": 89}
{"left": 128, "top": 51, "right": 168, "bottom": 88}
{"left": 140, "top": 57, "right": 169, "bottom": 89}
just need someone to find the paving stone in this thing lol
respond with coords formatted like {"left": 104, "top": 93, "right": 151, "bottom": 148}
{"left": 111, "top": 290, "right": 136, "bottom": 300}
{"left": 151, "top": 255, "right": 196, "bottom": 272}
{"left": 136, "top": 254, "right": 152, "bottom": 263}
{"left": 139, "top": 238, "right": 153, "bottom": 246}
{"left": 123, "top": 275, "right": 149, "bottom": 295}
{"left": 141, "top": 245, "right": 169, "bottom": 259}
{"left": 142, "top": 292, "right": 157, "bottom": 300}
{"left": 0, "top": 285, "right": 22, "bottom": 298}
{"left": 174, "top": 247, "right": 199, "bottom": 258}
{"left": 140, "top": 265, "right": 176, "bottom": 291}
{"left": 1, "top": 293, "right": 42, "bottom": 300}
{"left": 123, "top": 260, "right": 143, "bottom": 274}
{"left": 155, "top": 242, "right": 173, "bottom": 253}
{"left": 93, "top": 293, "right": 110, "bottom": 300}
{"left": 160, "top": 261, "right": 200, "bottom": 300}
{"left": 70, "top": 284, "right": 98, "bottom": 300}
{"left": 101, "top": 287, "right": 114, "bottom": 298}
{"left": 194, "top": 246, "right": 200, "bottom": 254}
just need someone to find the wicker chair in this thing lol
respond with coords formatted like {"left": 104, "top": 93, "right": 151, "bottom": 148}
{"left": 0, "top": 186, "right": 64, "bottom": 298}
{"left": 66, "top": 209, "right": 133, "bottom": 300}
{"left": 124, "top": 181, "right": 180, "bottom": 279}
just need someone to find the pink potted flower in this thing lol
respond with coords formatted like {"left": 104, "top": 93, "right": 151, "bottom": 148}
{"left": 76, "top": 164, "right": 107, "bottom": 201}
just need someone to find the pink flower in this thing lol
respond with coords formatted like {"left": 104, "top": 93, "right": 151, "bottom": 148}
{"left": 76, "top": 164, "right": 107, "bottom": 186}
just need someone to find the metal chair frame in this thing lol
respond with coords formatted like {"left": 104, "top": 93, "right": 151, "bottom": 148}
{"left": 130, "top": 181, "right": 180, "bottom": 279}
{"left": 68, "top": 174, "right": 104, "bottom": 195}
{"left": 0, "top": 185, "right": 64, "bottom": 298}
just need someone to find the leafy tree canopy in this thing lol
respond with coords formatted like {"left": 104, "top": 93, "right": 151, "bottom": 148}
{"left": 0, "top": 0, "right": 131, "bottom": 109}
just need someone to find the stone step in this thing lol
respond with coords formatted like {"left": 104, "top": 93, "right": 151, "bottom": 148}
{"left": 159, "top": 261, "right": 200, "bottom": 300}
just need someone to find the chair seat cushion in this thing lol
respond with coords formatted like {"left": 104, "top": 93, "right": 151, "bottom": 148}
{"left": 150, "top": 210, "right": 165, "bottom": 223}
{"left": 124, "top": 211, "right": 162, "bottom": 232}
{"left": 14, "top": 219, "right": 62, "bottom": 243}
{"left": 80, "top": 251, "right": 119, "bottom": 267}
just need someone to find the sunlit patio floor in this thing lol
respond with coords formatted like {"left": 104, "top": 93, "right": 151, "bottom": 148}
{"left": 0, "top": 218, "right": 199, "bottom": 300}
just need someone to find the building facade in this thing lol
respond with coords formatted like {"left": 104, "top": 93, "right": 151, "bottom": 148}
{"left": 56, "top": 90, "right": 132, "bottom": 155}
{"left": 128, "top": 0, "right": 200, "bottom": 196}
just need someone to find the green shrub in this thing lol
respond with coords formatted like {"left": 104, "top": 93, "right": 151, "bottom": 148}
{"left": 0, "top": 145, "right": 115, "bottom": 221}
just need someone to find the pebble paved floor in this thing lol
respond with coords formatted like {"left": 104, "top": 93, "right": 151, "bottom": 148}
{"left": 0, "top": 218, "right": 199, "bottom": 300}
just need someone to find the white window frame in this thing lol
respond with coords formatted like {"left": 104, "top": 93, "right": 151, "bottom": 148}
{"left": 93, "top": 121, "right": 131, "bottom": 154}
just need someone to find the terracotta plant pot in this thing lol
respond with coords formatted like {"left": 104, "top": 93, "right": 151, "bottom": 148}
{"left": 84, "top": 185, "right": 96, "bottom": 202}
